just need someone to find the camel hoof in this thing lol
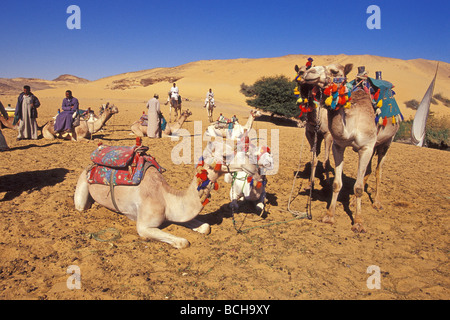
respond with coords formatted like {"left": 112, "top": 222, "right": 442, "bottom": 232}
{"left": 351, "top": 223, "right": 367, "bottom": 233}
{"left": 372, "top": 201, "right": 383, "bottom": 210}
{"left": 194, "top": 223, "right": 211, "bottom": 235}
{"left": 322, "top": 215, "right": 335, "bottom": 225}
{"left": 174, "top": 238, "right": 190, "bottom": 249}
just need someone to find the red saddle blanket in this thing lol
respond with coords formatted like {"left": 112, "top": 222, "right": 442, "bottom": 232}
{"left": 87, "top": 144, "right": 164, "bottom": 186}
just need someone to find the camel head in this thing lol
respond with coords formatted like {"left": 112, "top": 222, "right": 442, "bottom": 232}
{"left": 294, "top": 63, "right": 353, "bottom": 107}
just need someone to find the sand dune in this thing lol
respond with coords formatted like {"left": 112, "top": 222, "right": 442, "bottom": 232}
{"left": 0, "top": 54, "right": 448, "bottom": 300}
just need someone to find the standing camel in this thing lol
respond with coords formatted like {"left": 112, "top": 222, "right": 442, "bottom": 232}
{"left": 130, "top": 109, "right": 192, "bottom": 137}
{"left": 205, "top": 96, "right": 215, "bottom": 123}
{"left": 297, "top": 63, "right": 400, "bottom": 232}
{"left": 295, "top": 64, "right": 333, "bottom": 190}
{"left": 42, "top": 104, "right": 119, "bottom": 141}
{"left": 167, "top": 92, "right": 181, "bottom": 122}
{"left": 74, "top": 141, "right": 260, "bottom": 249}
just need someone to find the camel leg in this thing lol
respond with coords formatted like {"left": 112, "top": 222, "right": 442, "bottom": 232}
{"left": 178, "top": 218, "right": 211, "bottom": 235}
{"left": 323, "top": 144, "right": 345, "bottom": 225}
{"left": 136, "top": 201, "right": 190, "bottom": 249}
{"left": 305, "top": 130, "right": 321, "bottom": 191}
{"left": 323, "top": 133, "right": 333, "bottom": 181}
{"left": 372, "top": 142, "right": 390, "bottom": 210}
{"left": 351, "top": 145, "right": 375, "bottom": 233}
{"left": 74, "top": 170, "right": 95, "bottom": 211}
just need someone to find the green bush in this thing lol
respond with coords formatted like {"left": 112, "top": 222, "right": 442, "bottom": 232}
{"left": 394, "top": 114, "right": 450, "bottom": 149}
{"left": 240, "top": 75, "right": 300, "bottom": 118}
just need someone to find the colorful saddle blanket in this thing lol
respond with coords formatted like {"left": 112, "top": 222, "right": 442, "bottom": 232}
{"left": 350, "top": 77, "right": 403, "bottom": 125}
{"left": 87, "top": 145, "right": 164, "bottom": 186}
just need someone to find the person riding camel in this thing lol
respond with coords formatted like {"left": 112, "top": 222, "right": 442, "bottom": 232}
{"left": 204, "top": 88, "right": 215, "bottom": 108}
{"left": 54, "top": 90, "right": 79, "bottom": 136}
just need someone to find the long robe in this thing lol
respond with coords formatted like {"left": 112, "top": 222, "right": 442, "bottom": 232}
{"left": 54, "top": 97, "right": 79, "bottom": 132}
{"left": 17, "top": 95, "right": 38, "bottom": 140}
{"left": 146, "top": 98, "right": 161, "bottom": 138}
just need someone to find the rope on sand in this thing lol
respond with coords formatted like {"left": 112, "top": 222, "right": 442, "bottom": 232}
{"left": 87, "top": 227, "right": 121, "bottom": 242}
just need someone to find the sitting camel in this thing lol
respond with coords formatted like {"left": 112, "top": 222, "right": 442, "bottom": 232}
{"left": 296, "top": 63, "right": 400, "bottom": 232}
{"left": 223, "top": 144, "right": 274, "bottom": 216}
{"left": 42, "top": 104, "right": 119, "bottom": 141}
{"left": 205, "top": 110, "right": 261, "bottom": 141}
{"left": 0, "top": 115, "right": 17, "bottom": 130}
{"left": 130, "top": 109, "right": 192, "bottom": 137}
{"left": 74, "top": 140, "right": 259, "bottom": 249}
{"left": 294, "top": 64, "right": 333, "bottom": 190}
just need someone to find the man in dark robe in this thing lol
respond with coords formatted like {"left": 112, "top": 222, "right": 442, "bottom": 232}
{"left": 54, "top": 90, "right": 79, "bottom": 133}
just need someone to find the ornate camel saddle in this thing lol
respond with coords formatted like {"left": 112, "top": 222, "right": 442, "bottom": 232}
{"left": 87, "top": 142, "right": 165, "bottom": 187}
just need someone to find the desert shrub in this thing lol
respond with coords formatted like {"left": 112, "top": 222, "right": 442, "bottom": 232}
{"left": 433, "top": 93, "right": 450, "bottom": 107}
{"left": 404, "top": 99, "right": 419, "bottom": 110}
{"left": 240, "top": 75, "right": 299, "bottom": 118}
{"left": 394, "top": 114, "right": 450, "bottom": 149}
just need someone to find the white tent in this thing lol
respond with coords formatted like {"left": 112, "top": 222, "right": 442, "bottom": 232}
{"left": 411, "top": 64, "right": 439, "bottom": 147}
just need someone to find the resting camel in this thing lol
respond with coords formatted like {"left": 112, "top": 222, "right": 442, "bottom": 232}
{"left": 74, "top": 141, "right": 259, "bottom": 249}
{"left": 295, "top": 64, "right": 333, "bottom": 190}
{"left": 297, "top": 63, "right": 399, "bottom": 232}
{"left": 42, "top": 104, "right": 119, "bottom": 141}
{"left": 130, "top": 109, "right": 192, "bottom": 137}
{"left": 223, "top": 145, "right": 274, "bottom": 216}
{"left": 0, "top": 116, "right": 17, "bottom": 130}
{"left": 205, "top": 110, "right": 261, "bottom": 140}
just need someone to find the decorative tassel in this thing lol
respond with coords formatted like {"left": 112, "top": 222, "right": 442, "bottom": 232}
{"left": 377, "top": 100, "right": 383, "bottom": 108}
{"left": 214, "top": 182, "right": 219, "bottom": 190}
{"left": 392, "top": 116, "right": 396, "bottom": 125}
{"left": 214, "top": 162, "right": 222, "bottom": 171}
{"left": 256, "top": 181, "right": 262, "bottom": 189}
{"left": 375, "top": 115, "right": 379, "bottom": 124}
{"left": 325, "top": 96, "right": 333, "bottom": 106}
{"left": 247, "top": 176, "right": 252, "bottom": 183}
{"left": 383, "top": 116, "right": 387, "bottom": 126}
{"left": 202, "top": 198, "right": 210, "bottom": 206}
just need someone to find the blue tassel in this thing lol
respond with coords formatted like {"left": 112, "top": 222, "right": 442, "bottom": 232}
{"left": 197, "top": 179, "right": 210, "bottom": 191}
{"left": 375, "top": 115, "right": 379, "bottom": 124}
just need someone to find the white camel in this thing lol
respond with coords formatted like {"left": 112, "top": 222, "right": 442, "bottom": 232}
{"left": 223, "top": 145, "right": 274, "bottom": 216}
{"left": 205, "top": 96, "right": 215, "bottom": 123}
{"left": 297, "top": 63, "right": 400, "bottom": 232}
{"left": 74, "top": 140, "right": 259, "bottom": 249}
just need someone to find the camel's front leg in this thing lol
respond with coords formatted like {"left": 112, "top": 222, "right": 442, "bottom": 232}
{"left": 352, "top": 145, "right": 375, "bottom": 233}
{"left": 323, "top": 133, "right": 333, "bottom": 181}
{"left": 304, "top": 129, "right": 319, "bottom": 191}
{"left": 136, "top": 201, "right": 190, "bottom": 249}
{"left": 323, "top": 144, "right": 345, "bottom": 225}
{"left": 372, "top": 143, "right": 390, "bottom": 210}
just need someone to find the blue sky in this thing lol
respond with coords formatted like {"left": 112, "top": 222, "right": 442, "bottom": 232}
{"left": 0, "top": 0, "right": 448, "bottom": 80}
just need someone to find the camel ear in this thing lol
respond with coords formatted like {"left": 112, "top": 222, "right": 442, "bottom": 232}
{"left": 295, "top": 65, "right": 299, "bottom": 73}
{"left": 344, "top": 64, "right": 353, "bottom": 76}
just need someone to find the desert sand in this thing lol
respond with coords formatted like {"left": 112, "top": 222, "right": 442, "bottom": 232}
{"left": 0, "top": 54, "right": 448, "bottom": 300}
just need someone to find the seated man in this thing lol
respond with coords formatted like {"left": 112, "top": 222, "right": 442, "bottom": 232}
{"left": 54, "top": 90, "right": 79, "bottom": 133}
